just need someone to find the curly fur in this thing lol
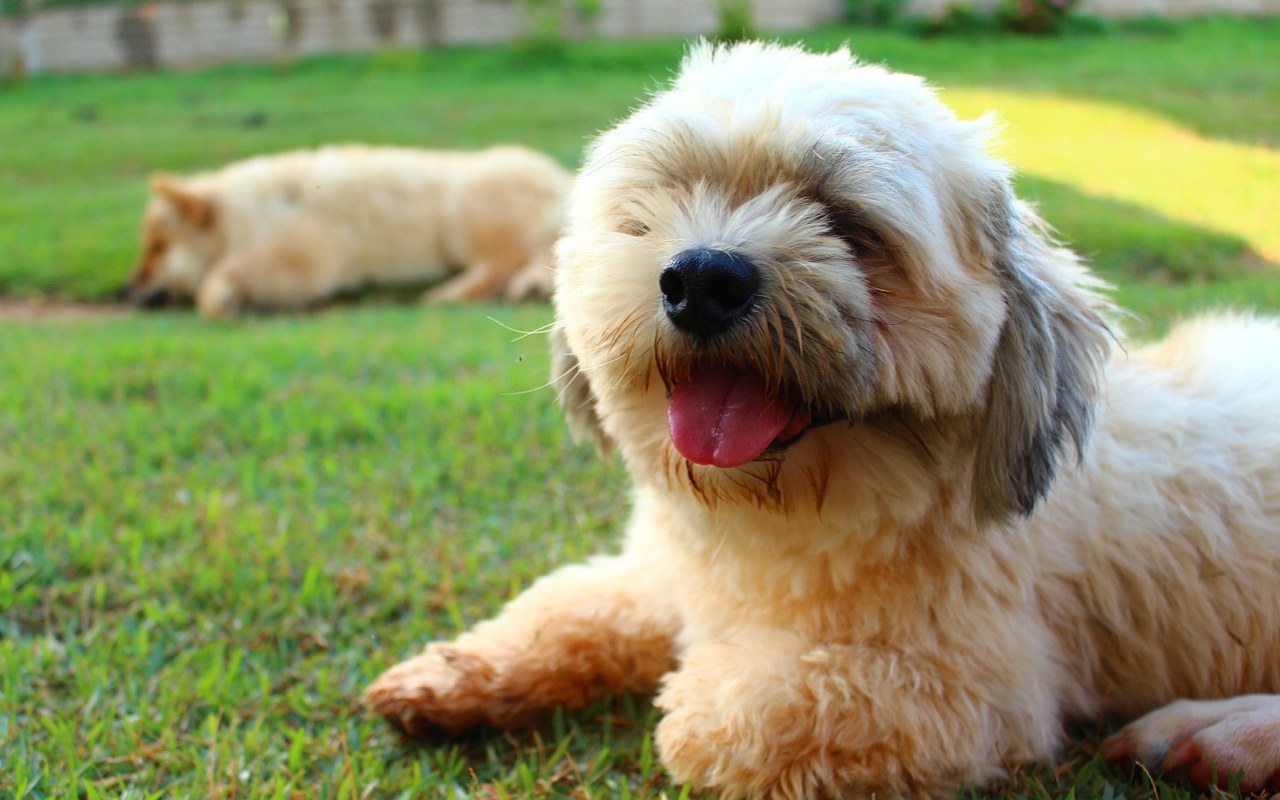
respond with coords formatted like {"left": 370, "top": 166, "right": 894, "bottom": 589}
{"left": 366, "top": 42, "right": 1280, "bottom": 798}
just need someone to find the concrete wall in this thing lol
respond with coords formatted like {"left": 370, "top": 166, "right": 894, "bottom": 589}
{"left": 0, "top": 0, "right": 843, "bottom": 74}
{"left": 1, "top": 0, "right": 1276, "bottom": 75}
{"left": 904, "top": 0, "right": 1279, "bottom": 18}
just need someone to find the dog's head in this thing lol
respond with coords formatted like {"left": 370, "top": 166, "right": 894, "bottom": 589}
{"left": 553, "top": 42, "right": 1111, "bottom": 528}
{"left": 123, "top": 175, "right": 225, "bottom": 307}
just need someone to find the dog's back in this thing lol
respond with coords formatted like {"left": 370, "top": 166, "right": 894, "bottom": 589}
{"left": 127, "top": 144, "right": 571, "bottom": 314}
{"left": 194, "top": 144, "right": 567, "bottom": 287}
{"left": 1035, "top": 315, "right": 1280, "bottom": 720}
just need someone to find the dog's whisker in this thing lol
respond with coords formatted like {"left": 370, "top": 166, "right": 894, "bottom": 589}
{"left": 767, "top": 308, "right": 787, "bottom": 392}
{"left": 684, "top": 459, "right": 710, "bottom": 507}
{"left": 550, "top": 348, "right": 636, "bottom": 419}
{"left": 771, "top": 291, "right": 806, "bottom": 366}
{"left": 547, "top": 364, "right": 585, "bottom": 405}
{"left": 486, "top": 316, "right": 558, "bottom": 340}
{"left": 600, "top": 307, "right": 644, "bottom": 349}
{"left": 572, "top": 350, "right": 630, "bottom": 381}
{"left": 503, "top": 380, "right": 562, "bottom": 397}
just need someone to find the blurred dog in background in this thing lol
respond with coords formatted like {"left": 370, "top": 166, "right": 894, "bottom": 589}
{"left": 124, "top": 144, "right": 570, "bottom": 316}
{"left": 364, "top": 42, "right": 1280, "bottom": 798}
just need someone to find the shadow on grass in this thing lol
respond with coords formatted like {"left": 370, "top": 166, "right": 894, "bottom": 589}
{"left": 379, "top": 699, "right": 1200, "bottom": 799}
{"left": 377, "top": 693, "right": 700, "bottom": 797}
{"left": 966, "top": 720, "right": 1198, "bottom": 800}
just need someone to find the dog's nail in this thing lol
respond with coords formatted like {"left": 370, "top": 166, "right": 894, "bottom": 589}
{"left": 1186, "top": 757, "right": 1218, "bottom": 790}
{"left": 1266, "top": 769, "right": 1280, "bottom": 792}
{"left": 1097, "top": 735, "right": 1132, "bottom": 761}
{"left": 1162, "top": 738, "right": 1201, "bottom": 772}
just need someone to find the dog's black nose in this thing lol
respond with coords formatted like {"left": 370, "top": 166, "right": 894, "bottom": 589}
{"left": 660, "top": 248, "right": 759, "bottom": 339}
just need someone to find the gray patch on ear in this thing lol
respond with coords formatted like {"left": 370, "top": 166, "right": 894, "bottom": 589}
{"left": 974, "top": 196, "right": 1110, "bottom": 524}
{"left": 550, "top": 324, "right": 612, "bottom": 458}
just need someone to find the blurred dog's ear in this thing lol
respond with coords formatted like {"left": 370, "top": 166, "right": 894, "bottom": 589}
{"left": 973, "top": 191, "right": 1111, "bottom": 525}
{"left": 550, "top": 324, "right": 612, "bottom": 458}
{"left": 150, "top": 174, "right": 217, "bottom": 231}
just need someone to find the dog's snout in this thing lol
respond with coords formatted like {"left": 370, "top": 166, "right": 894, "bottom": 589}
{"left": 660, "top": 248, "right": 759, "bottom": 339}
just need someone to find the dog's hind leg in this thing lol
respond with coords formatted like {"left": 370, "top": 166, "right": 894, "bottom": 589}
{"left": 425, "top": 211, "right": 546, "bottom": 302}
{"left": 502, "top": 251, "right": 555, "bottom": 302}
{"left": 422, "top": 259, "right": 516, "bottom": 303}
{"left": 1101, "top": 695, "right": 1280, "bottom": 793}
{"left": 363, "top": 552, "right": 680, "bottom": 737}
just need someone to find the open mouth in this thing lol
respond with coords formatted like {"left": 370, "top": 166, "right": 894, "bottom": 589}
{"left": 667, "top": 364, "right": 817, "bottom": 468}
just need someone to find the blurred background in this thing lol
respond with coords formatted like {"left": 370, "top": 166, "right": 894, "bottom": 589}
{"left": 1, "top": 0, "right": 1275, "bottom": 73}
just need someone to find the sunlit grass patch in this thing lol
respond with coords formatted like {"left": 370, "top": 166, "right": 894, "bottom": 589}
{"left": 947, "top": 88, "right": 1280, "bottom": 263}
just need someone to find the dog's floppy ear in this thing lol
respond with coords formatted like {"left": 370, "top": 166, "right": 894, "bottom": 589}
{"left": 973, "top": 191, "right": 1111, "bottom": 525}
{"left": 550, "top": 323, "right": 612, "bottom": 458}
{"left": 150, "top": 174, "right": 217, "bottom": 231}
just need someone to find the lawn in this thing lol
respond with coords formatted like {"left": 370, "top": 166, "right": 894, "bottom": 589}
{"left": 2, "top": 16, "right": 1279, "bottom": 799}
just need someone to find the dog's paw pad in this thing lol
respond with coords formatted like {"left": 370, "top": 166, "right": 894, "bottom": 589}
{"left": 1101, "top": 695, "right": 1280, "bottom": 792}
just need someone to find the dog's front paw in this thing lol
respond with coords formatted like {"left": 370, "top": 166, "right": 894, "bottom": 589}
{"left": 654, "top": 655, "right": 833, "bottom": 800}
{"left": 196, "top": 274, "right": 242, "bottom": 319}
{"left": 363, "top": 644, "right": 499, "bottom": 737}
{"left": 655, "top": 681, "right": 758, "bottom": 798}
{"left": 1101, "top": 695, "right": 1280, "bottom": 793}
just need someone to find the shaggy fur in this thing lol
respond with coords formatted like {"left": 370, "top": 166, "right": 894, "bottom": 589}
{"left": 124, "top": 144, "right": 570, "bottom": 316}
{"left": 365, "top": 43, "right": 1280, "bottom": 798}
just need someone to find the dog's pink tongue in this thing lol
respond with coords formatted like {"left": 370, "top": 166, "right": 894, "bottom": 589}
{"left": 668, "top": 366, "right": 797, "bottom": 468}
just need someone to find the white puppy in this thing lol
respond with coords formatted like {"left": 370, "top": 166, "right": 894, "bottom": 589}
{"left": 366, "top": 43, "right": 1280, "bottom": 798}
{"left": 125, "top": 145, "right": 570, "bottom": 316}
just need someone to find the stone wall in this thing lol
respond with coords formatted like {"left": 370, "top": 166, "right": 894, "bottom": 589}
{"left": 907, "top": 0, "right": 1278, "bottom": 17}
{"left": 1, "top": 0, "right": 1275, "bottom": 75}
{"left": 0, "top": 0, "right": 841, "bottom": 74}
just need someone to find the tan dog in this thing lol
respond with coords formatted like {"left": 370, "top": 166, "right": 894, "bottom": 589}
{"left": 365, "top": 43, "right": 1280, "bottom": 798}
{"left": 124, "top": 145, "right": 570, "bottom": 316}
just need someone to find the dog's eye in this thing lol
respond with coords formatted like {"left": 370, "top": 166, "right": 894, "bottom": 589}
{"left": 616, "top": 217, "right": 650, "bottom": 237}
{"left": 824, "top": 207, "right": 888, "bottom": 261}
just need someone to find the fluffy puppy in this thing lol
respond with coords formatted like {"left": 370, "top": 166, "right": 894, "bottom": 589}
{"left": 365, "top": 43, "right": 1280, "bottom": 798}
{"left": 124, "top": 144, "right": 569, "bottom": 316}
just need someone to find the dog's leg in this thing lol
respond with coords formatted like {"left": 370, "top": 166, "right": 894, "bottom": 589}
{"left": 1100, "top": 695, "right": 1280, "bottom": 792}
{"left": 655, "top": 629, "right": 1045, "bottom": 799}
{"left": 501, "top": 253, "right": 555, "bottom": 302}
{"left": 196, "top": 268, "right": 244, "bottom": 318}
{"left": 422, "top": 261, "right": 515, "bottom": 303}
{"left": 363, "top": 553, "right": 680, "bottom": 737}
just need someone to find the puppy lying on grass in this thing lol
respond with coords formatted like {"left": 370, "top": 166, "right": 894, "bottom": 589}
{"left": 366, "top": 43, "right": 1280, "bottom": 799}
{"left": 124, "top": 144, "right": 570, "bottom": 316}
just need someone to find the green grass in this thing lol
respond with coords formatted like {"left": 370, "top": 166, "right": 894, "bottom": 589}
{"left": 2, "top": 17, "right": 1279, "bottom": 799}
{"left": 1, "top": 304, "right": 660, "bottom": 798}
